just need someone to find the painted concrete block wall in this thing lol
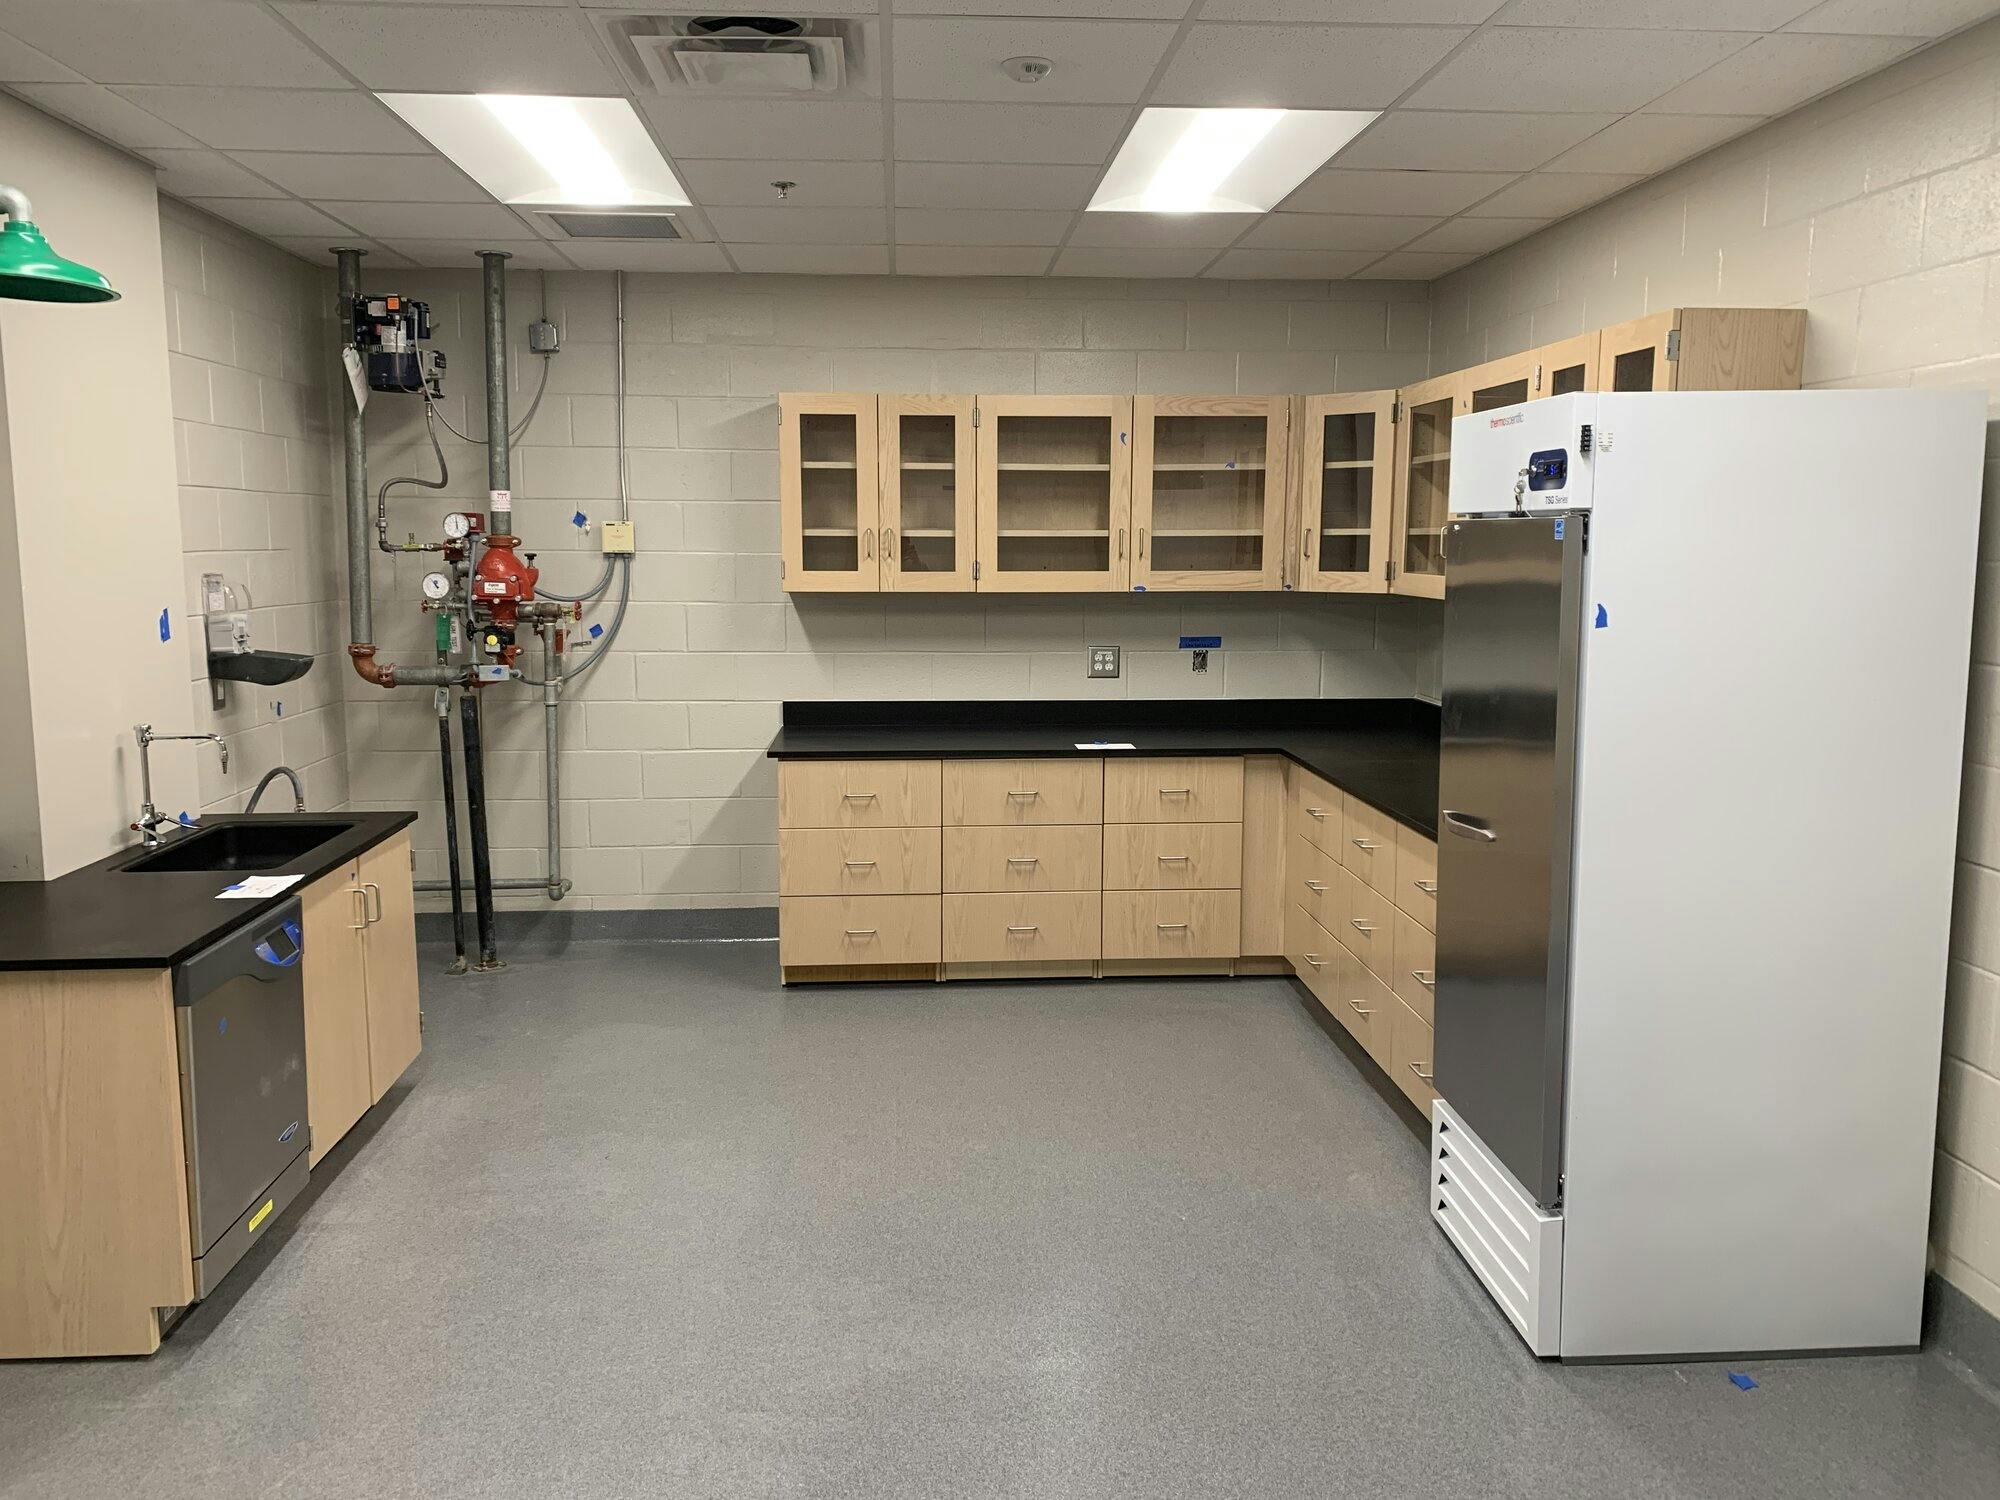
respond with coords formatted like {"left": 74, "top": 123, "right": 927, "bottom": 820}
{"left": 1429, "top": 19, "right": 2000, "bottom": 1319}
{"left": 337, "top": 271, "right": 1438, "bottom": 912}
{"left": 163, "top": 200, "right": 349, "bottom": 816}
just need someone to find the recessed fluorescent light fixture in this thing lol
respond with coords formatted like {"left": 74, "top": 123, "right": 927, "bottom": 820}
{"left": 377, "top": 93, "right": 689, "bottom": 208}
{"left": 1087, "top": 107, "right": 1378, "bottom": 214}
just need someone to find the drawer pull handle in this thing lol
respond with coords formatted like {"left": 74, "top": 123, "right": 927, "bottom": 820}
{"left": 1351, "top": 838, "right": 1380, "bottom": 852}
{"left": 843, "top": 928, "right": 878, "bottom": 938}
{"left": 1159, "top": 787, "right": 1193, "bottom": 797}
{"left": 1006, "top": 924, "right": 1039, "bottom": 934}
{"left": 1005, "top": 856, "right": 1039, "bottom": 865}
{"left": 1158, "top": 854, "right": 1190, "bottom": 863}
{"left": 1007, "top": 789, "right": 1039, "bottom": 799}
{"left": 1156, "top": 921, "right": 1190, "bottom": 930}
{"left": 1347, "top": 998, "right": 1374, "bottom": 1016}
{"left": 1303, "top": 880, "right": 1327, "bottom": 892}
{"left": 843, "top": 859, "right": 877, "bottom": 869}
{"left": 1414, "top": 880, "right": 1438, "bottom": 895}
{"left": 1408, "top": 1062, "right": 1434, "bottom": 1083}
{"left": 1411, "top": 969, "right": 1435, "bottom": 990}
{"left": 841, "top": 791, "right": 878, "bottom": 801}
{"left": 1305, "top": 805, "right": 1327, "bottom": 819}
{"left": 1301, "top": 953, "right": 1327, "bottom": 968}
{"left": 1349, "top": 919, "right": 1376, "bottom": 935}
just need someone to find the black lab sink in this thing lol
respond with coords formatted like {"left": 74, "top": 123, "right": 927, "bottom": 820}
{"left": 122, "top": 820, "right": 356, "bottom": 874}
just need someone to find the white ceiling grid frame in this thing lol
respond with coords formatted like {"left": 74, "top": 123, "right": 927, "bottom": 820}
{"left": 0, "top": 0, "right": 1990, "bottom": 278}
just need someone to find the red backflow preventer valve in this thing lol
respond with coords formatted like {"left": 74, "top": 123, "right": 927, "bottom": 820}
{"left": 472, "top": 532, "right": 539, "bottom": 668}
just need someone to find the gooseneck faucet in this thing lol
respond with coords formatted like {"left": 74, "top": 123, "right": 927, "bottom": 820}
{"left": 132, "top": 723, "right": 229, "bottom": 847}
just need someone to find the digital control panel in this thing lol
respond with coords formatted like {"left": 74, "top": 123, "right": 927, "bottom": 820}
{"left": 1528, "top": 449, "right": 1568, "bottom": 492}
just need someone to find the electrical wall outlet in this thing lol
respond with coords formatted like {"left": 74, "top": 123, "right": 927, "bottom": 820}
{"left": 1089, "top": 646, "right": 1120, "bottom": 679}
{"left": 600, "top": 520, "right": 635, "bottom": 555}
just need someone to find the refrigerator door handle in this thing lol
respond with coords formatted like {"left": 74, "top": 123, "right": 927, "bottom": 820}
{"left": 1442, "top": 810, "right": 1497, "bottom": 842}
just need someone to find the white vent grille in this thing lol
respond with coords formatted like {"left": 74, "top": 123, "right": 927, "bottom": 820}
{"left": 1431, "top": 1099, "right": 1564, "bottom": 1356}
{"left": 539, "top": 211, "right": 684, "bottom": 241}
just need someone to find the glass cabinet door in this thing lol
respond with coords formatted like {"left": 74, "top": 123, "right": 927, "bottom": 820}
{"left": 879, "top": 394, "right": 974, "bottom": 593}
{"left": 1536, "top": 331, "right": 1599, "bottom": 398}
{"left": 1595, "top": 311, "right": 1679, "bottom": 392}
{"left": 1300, "top": 390, "right": 1395, "bottom": 594}
{"left": 974, "top": 395, "right": 1133, "bottom": 592}
{"left": 1462, "top": 351, "right": 1536, "bottom": 415}
{"left": 1131, "top": 395, "right": 1288, "bottom": 591}
{"left": 780, "top": 393, "right": 880, "bottom": 593}
{"left": 1391, "top": 373, "right": 1457, "bottom": 600}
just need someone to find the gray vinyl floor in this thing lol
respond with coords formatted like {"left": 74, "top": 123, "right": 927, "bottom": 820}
{"left": 3, "top": 939, "right": 1997, "bottom": 1499}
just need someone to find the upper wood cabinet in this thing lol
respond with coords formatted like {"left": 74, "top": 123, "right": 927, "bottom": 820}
{"left": 879, "top": 394, "right": 975, "bottom": 593}
{"left": 1596, "top": 308, "right": 1806, "bottom": 393}
{"left": 1132, "top": 395, "right": 1288, "bottom": 592}
{"left": 1460, "top": 351, "right": 1535, "bottom": 415}
{"left": 975, "top": 394, "right": 1133, "bottom": 593}
{"left": 1299, "top": 390, "right": 1396, "bottom": 595}
{"left": 1390, "top": 371, "right": 1458, "bottom": 601}
{"left": 780, "top": 392, "right": 881, "bottom": 593}
{"left": 1538, "top": 331, "right": 1599, "bottom": 397}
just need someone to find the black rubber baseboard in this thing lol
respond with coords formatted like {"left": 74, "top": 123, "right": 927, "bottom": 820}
{"left": 416, "top": 905, "right": 777, "bottom": 947}
{"left": 1926, "top": 1271, "right": 2000, "bottom": 1393}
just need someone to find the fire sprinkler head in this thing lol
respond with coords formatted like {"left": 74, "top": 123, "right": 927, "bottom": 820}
{"left": 1002, "top": 56, "right": 1053, "bottom": 84}
{"left": 771, "top": 180, "right": 796, "bottom": 200}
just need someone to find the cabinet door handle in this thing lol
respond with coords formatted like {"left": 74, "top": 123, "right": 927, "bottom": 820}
{"left": 1158, "top": 787, "right": 1192, "bottom": 797}
{"left": 863, "top": 527, "right": 874, "bottom": 560}
{"left": 1408, "top": 1061, "right": 1434, "bottom": 1083}
{"left": 1349, "top": 919, "right": 1375, "bottom": 935}
{"left": 1138, "top": 526, "right": 1148, "bottom": 559}
{"left": 1347, "top": 998, "right": 1373, "bottom": 1017}
{"left": 1302, "top": 525, "right": 1312, "bottom": 560}
{"left": 1303, "top": 879, "right": 1327, "bottom": 892}
{"left": 841, "top": 791, "right": 878, "bottom": 801}
{"left": 1351, "top": 838, "right": 1379, "bottom": 852}
{"left": 1006, "top": 924, "right": 1039, "bottom": 934}
{"left": 1411, "top": 969, "right": 1435, "bottom": 990}
{"left": 1118, "top": 527, "right": 1126, "bottom": 560}
{"left": 362, "top": 881, "right": 383, "bottom": 924}
{"left": 843, "top": 928, "right": 878, "bottom": 939}
{"left": 1414, "top": 880, "right": 1438, "bottom": 895}
{"left": 1156, "top": 921, "right": 1189, "bottom": 931}
{"left": 1300, "top": 953, "right": 1327, "bottom": 968}
{"left": 1006, "top": 789, "right": 1039, "bottom": 799}
{"left": 1158, "top": 854, "right": 1190, "bottom": 863}
{"left": 884, "top": 526, "right": 896, "bottom": 566}
{"left": 843, "top": 859, "right": 877, "bottom": 869}
{"left": 349, "top": 885, "right": 368, "bottom": 931}
{"left": 1005, "top": 856, "right": 1039, "bottom": 866}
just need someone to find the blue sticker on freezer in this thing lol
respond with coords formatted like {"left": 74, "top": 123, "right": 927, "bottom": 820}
{"left": 158, "top": 608, "right": 171, "bottom": 642}
{"left": 1553, "top": 518, "right": 1565, "bottom": 539}
{"left": 1594, "top": 604, "right": 1608, "bottom": 629}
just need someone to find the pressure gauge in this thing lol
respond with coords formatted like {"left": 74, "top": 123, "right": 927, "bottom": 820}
{"left": 442, "top": 512, "right": 471, "bottom": 541}
{"left": 421, "top": 571, "right": 452, "bottom": 601}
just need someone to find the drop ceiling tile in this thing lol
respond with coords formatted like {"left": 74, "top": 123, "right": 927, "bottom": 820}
{"left": 1405, "top": 216, "right": 1549, "bottom": 254}
{"left": 11, "top": 83, "right": 201, "bottom": 149}
{"left": 115, "top": 87, "right": 431, "bottom": 153}
{"left": 1238, "top": 213, "right": 1441, "bottom": 251}
{"left": 1206, "top": 248, "right": 1378, "bottom": 278}
{"left": 897, "top": 245, "right": 1056, "bottom": 275}
{"left": 186, "top": 198, "right": 356, "bottom": 237}
{"left": 226, "top": 152, "right": 489, "bottom": 204}
{"left": 1542, "top": 113, "right": 1764, "bottom": 174}
{"left": 553, "top": 240, "right": 732, "bottom": 272}
{"left": 1645, "top": 33, "right": 1914, "bottom": 114}
{"left": 1335, "top": 111, "right": 1618, "bottom": 172}
{"left": 678, "top": 160, "right": 886, "bottom": 208}
{"left": 893, "top": 1, "right": 1186, "bottom": 14}
{"left": 0, "top": 32, "right": 84, "bottom": 83}
{"left": 382, "top": 239, "right": 572, "bottom": 270}
{"left": 144, "top": 149, "right": 284, "bottom": 200}
{"left": 1051, "top": 246, "right": 1217, "bottom": 277}
{"left": 275, "top": 4, "right": 621, "bottom": 94}
{"left": 896, "top": 208, "right": 1073, "bottom": 245}
{"left": 269, "top": 237, "right": 410, "bottom": 269}
{"left": 892, "top": 18, "right": 1178, "bottom": 103}
{"left": 706, "top": 206, "right": 887, "bottom": 244}
{"left": 1353, "top": 250, "right": 1479, "bottom": 278}
{"left": 1067, "top": 213, "right": 1262, "bottom": 248}
{"left": 1154, "top": 24, "right": 1473, "bottom": 108}
{"left": 1786, "top": 0, "right": 2000, "bottom": 34}
{"left": 896, "top": 161, "right": 1102, "bottom": 210}
{"left": 315, "top": 201, "right": 535, "bottom": 239}
{"left": 894, "top": 103, "right": 1131, "bottom": 164}
{"left": 729, "top": 244, "right": 891, "bottom": 274}
{"left": 1504, "top": 0, "right": 1817, "bottom": 25}
{"left": 0, "top": 2, "right": 346, "bottom": 87}
{"left": 1406, "top": 28, "right": 1753, "bottom": 113}
{"left": 1280, "top": 168, "right": 1517, "bottom": 216}
{"left": 1203, "top": 0, "right": 1503, "bottom": 18}
{"left": 1461, "top": 171, "right": 1642, "bottom": 217}
{"left": 642, "top": 100, "right": 885, "bottom": 162}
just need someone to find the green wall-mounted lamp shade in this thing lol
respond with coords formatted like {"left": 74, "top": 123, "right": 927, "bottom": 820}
{"left": 0, "top": 185, "right": 117, "bottom": 303}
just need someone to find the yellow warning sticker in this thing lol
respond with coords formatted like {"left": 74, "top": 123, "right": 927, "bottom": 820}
{"left": 247, "top": 1199, "right": 274, "bottom": 1235}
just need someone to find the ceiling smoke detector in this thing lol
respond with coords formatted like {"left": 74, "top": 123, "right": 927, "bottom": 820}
{"left": 616, "top": 14, "right": 850, "bottom": 95}
{"left": 1001, "top": 56, "right": 1053, "bottom": 85}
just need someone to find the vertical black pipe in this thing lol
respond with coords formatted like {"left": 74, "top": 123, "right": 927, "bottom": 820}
{"left": 460, "top": 691, "right": 500, "bottom": 969}
{"left": 437, "top": 692, "right": 468, "bottom": 973}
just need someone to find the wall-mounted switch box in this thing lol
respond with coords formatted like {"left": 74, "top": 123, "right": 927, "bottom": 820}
{"left": 1089, "top": 646, "right": 1120, "bottom": 679}
{"left": 528, "top": 318, "right": 560, "bottom": 355}
{"left": 600, "top": 520, "right": 635, "bottom": 555}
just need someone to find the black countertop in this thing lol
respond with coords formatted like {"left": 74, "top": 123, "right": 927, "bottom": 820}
{"left": 768, "top": 699, "right": 1440, "bottom": 838}
{"left": 0, "top": 811, "right": 418, "bottom": 972}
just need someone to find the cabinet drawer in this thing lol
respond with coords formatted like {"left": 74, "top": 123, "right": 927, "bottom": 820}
{"left": 1339, "top": 866, "right": 1395, "bottom": 986}
{"left": 1341, "top": 793, "right": 1399, "bottom": 896}
{"left": 943, "top": 824, "right": 1101, "bottom": 893}
{"left": 1287, "top": 833, "right": 1342, "bottom": 933}
{"left": 1286, "top": 904, "right": 1393, "bottom": 1067}
{"left": 1105, "top": 756, "right": 1244, "bottom": 824}
{"left": 1104, "top": 822, "right": 1243, "bottom": 890}
{"left": 1392, "top": 904, "right": 1436, "bottom": 1025}
{"left": 1285, "top": 900, "right": 1342, "bottom": 1009}
{"left": 1104, "top": 889, "right": 1241, "bottom": 960}
{"left": 1288, "top": 767, "right": 1344, "bottom": 854}
{"left": 779, "top": 760, "right": 941, "bottom": 829}
{"left": 1390, "top": 995, "right": 1437, "bottom": 1112}
{"left": 943, "top": 758, "right": 1102, "bottom": 826}
{"left": 779, "top": 895, "right": 940, "bottom": 967}
{"left": 779, "top": 827, "right": 941, "bottom": 896}
{"left": 943, "top": 891, "right": 1099, "bottom": 963}
{"left": 1394, "top": 822, "right": 1437, "bottom": 930}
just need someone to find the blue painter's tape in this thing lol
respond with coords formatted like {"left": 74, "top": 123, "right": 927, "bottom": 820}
{"left": 1593, "top": 603, "right": 1608, "bottom": 629}
{"left": 1133, "top": 584, "right": 1146, "bottom": 592}
{"left": 572, "top": 510, "right": 588, "bottom": 528}
{"left": 588, "top": 623, "right": 604, "bottom": 639}
{"left": 1727, "top": 1372, "right": 1757, "bottom": 1391}
{"left": 1179, "top": 636, "right": 1221, "bottom": 650}
{"left": 1225, "top": 460, "right": 1237, "bottom": 470}
{"left": 158, "top": 608, "right": 171, "bottom": 643}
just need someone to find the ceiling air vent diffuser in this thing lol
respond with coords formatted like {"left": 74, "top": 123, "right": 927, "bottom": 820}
{"left": 607, "top": 15, "right": 856, "bottom": 96}
{"left": 540, "top": 211, "right": 685, "bottom": 240}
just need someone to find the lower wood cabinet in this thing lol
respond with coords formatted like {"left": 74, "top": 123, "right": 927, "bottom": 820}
{"left": 1104, "top": 889, "right": 1241, "bottom": 961}
{"left": 943, "top": 891, "right": 1098, "bottom": 963}
{"left": 779, "top": 894, "right": 942, "bottom": 968}
{"left": 943, "top": 824, "right": 1100, "bottom": 893}
{"left": 778, "top": 826, "right": 942, "bottom": 896}
{"left": 300, "top": 831, "right": 421, "bottom": 1167}
{"left": 1103, "top": 821, "right": 1242, "bottom": 890}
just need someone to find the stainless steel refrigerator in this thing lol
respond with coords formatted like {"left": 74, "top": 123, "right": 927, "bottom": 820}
{"left": 1428, "top": 390, "right": 1984, "bottom": 1359}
